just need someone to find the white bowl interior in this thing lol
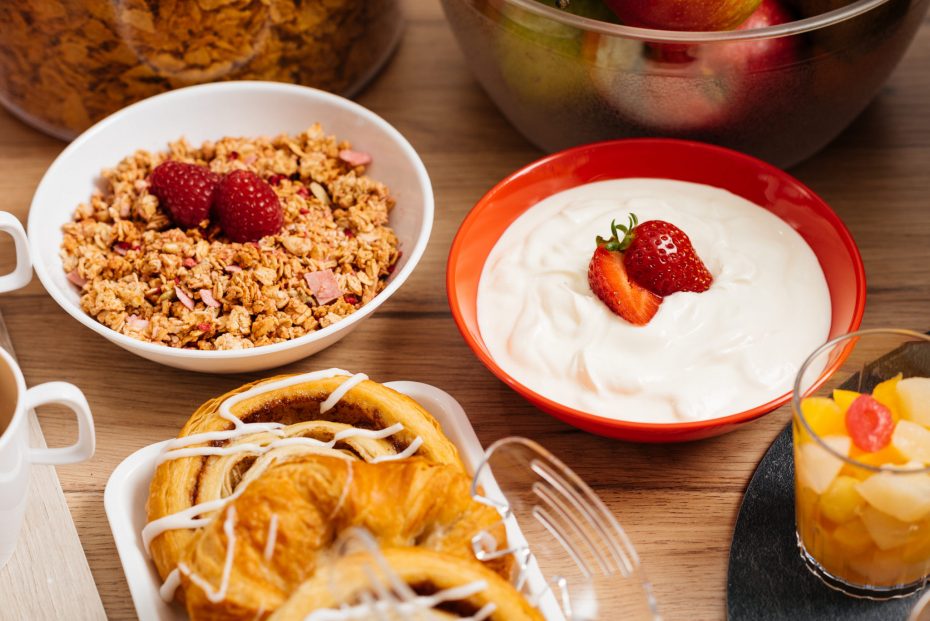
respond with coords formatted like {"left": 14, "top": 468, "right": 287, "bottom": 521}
{"left": 28, "top": 82, "right": 430, "bottom": 362}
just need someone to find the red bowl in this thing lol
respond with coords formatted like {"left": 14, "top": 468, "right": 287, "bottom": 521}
{"left": 447, "top": 139, "right": 866, "bottom": 442}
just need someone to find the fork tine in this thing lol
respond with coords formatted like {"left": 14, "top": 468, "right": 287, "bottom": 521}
{"left": 532, "top": 481, "right": 610, "bottom": 575}
{"left": 531, "top": 459, "right": 635, "bottom": 576}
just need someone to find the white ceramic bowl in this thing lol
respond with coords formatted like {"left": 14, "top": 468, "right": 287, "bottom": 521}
{"left": 28, "top": 82, "right": 433, "bottom": 374}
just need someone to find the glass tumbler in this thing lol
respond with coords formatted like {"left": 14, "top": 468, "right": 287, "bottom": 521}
{"left": 793, "top": 328, "right": 930, "bottom": 598}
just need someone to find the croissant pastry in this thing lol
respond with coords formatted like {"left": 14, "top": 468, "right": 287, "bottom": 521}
{"left": 146, "top": 371, "right": 464, "bottom": 590}
{"left": 177, "top": 455, "right": 509, "bottom": 620}
{"left": 270, "top": 547, "right": 544, "bottom": 621}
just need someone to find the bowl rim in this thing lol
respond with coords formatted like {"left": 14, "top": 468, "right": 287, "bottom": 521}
{"left": 793, "top": 327, "right": 930, "bottom": 474}
{"left": 484, "top": 0, "right": 893, "bottom": 43}
{"left": 28, "top": 80, "right": 434, "bottom": 360}
{"left": 446, "top": 137, "right": 867, "bottom": 436}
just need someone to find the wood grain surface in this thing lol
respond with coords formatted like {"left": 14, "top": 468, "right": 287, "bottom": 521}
{"left": 0, "top": 1, "right": 928, "bottom": 619}
{"left": 0, "top": 313, "right": 105, "bottom": 620}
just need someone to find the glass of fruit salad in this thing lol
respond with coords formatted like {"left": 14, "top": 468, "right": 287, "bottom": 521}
{"left": 793, "top": 328, "right": 930, "bottom": 598}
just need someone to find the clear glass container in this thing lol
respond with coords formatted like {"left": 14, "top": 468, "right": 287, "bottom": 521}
{"left": 794, "top": 328, "right": 930, "bottom": 598}
{"left": 440, "top": 0, "right": 928, "bottom": 167}
{"left": 0, "top": 0, "right": 403, "bottom": 140}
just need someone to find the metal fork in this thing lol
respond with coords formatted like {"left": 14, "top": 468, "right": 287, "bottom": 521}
{"left": 470, "top": 437, "right": 662, "bottom": 621}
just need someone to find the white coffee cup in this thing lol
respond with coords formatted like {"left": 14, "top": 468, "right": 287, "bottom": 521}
{"left": 0, "top": 345, "right": 94, "bottom": 568}
{"left": 0, "top": 212, "right": 32, "bottom": 293}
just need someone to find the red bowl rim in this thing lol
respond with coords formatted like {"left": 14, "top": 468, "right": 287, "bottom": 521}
{"left": 446, "top": 138, "right": 867, "bottom": 436}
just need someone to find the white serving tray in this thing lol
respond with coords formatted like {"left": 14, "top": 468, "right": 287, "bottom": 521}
{"left": 104, "top": 380, "right": 558, "bottom": 621}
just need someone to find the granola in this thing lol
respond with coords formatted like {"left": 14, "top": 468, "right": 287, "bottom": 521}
{"left": 0, "top": 0, "right": 400, "bottom": 138}
{"left": 60, "top": 124, "right": 400, "bottom": 351}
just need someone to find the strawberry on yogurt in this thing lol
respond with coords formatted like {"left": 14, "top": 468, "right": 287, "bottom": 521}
{"left": 476, "top": 178, "right": 832, "bottom": 424}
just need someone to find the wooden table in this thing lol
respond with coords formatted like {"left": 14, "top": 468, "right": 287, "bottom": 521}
{"left": 0, "top": 1, "right": 928, "bottom": 619}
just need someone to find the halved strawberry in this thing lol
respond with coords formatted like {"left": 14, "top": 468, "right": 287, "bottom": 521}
{"left": 623, "top": 218, "right": 713, "bottom": 296}
{"left": 588, "top": 245, "right": 662, "bottom": 325}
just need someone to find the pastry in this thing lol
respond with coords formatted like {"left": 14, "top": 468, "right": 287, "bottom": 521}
{"left": 270, "top": 547, "right": 544, "bottom": 621}
{"left": 176, "top": 455, "right": 509, "bottom": 619}
{"left": 145, "top": 369, "right": 464, "bottom": 592}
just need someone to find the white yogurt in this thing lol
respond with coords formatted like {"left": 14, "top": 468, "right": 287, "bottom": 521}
{"left": 477, "top": 179, "right": 831, "bottom": 424}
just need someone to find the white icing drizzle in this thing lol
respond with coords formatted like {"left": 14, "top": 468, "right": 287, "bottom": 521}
{"left": 159, "top": 568, "right": 182, "bottom": 602}
{"left": 320, "top": 373, "right": 369, "bottom": 414}
{"left": 303, "top": 580, "right": 495, "bottom": 620}
{"left": 329, "top": 461, "right": 354, "bottom": 520}
{"left": 263, "top": 514, "right": 279, "bottom": 561}
{"left": 219, "top": 369, "right": 352, "bottom": 425}
{"left": 158, "top": 423, "right": 410, "bottom": 464}
{"left": 165, "top": 425, "right": 285, "bottom": 451}
{"left": 370, "top": 436, "right": 424, "bottom": 464}
{"left": 155, "top": 369, "right": 355, "bottom": 463}
{"left": 178, "top": 506, "right": 238, "bottom": 604}
{"left": 143, "top": 494, "right": 229, "bottom": 553}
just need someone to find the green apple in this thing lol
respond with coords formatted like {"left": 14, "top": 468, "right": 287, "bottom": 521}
{"left": 492, "top": 0, "right": 616, "bottom": 107}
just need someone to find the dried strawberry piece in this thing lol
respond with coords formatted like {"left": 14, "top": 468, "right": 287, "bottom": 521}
{"left": 66, "top": 270, "right": 87, "bottom": 288}
{"left": 338, "top": 149, "right": 372, "bottom": 167}
{"left": 305, "top": 269, "right": 342, "bottom": 304}
{"left": 175, "top": 286, "right": 195, "bottom": 311}
{"left": 199, "top": 289, "right": 221, "bottom": 308}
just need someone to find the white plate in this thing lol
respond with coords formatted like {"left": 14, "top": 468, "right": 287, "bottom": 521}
{"left": 104, "top": 380, "right": 556, "bottom": 621}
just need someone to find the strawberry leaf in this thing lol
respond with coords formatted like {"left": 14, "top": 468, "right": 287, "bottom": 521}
{"left": 595, "top": 213, "right": 638, "bottom": 252}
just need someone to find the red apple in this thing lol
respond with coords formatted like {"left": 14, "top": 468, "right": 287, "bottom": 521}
{"left": 586, "top": 0, "right": 799, "bottom": 133}
{"left": 604, "top": 0, "right": 762, "bottom": 31}
{"left": 715, "top": 0, "right": 798, "bottom": 71}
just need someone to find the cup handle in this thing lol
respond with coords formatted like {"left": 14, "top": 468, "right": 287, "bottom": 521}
{"left": 24, "top": 382, "right": 95, "bottom": 466}
{"left": 0, "top": 212, "right": 32, "bottom": 293}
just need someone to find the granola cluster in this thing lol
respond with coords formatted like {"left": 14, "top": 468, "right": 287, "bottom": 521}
{"left": 0, "top": 0, "right": 400, "bottom": 137}
{"left": 60, "top": 125, "right": 400, "bottom": 351}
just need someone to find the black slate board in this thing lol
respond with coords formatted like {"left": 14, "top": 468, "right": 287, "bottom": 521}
{"left": 727, "top": 340, "right": 930, "bottom": 621}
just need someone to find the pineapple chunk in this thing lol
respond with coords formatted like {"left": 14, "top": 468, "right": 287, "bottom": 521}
{"left": 832, "top": 518, "right": 872, "bottom": 555}
{"left": 820, "top": 475, "right": 865, "bottom": 524}
{"left": 833, "top": 389, "right": 860, "bottom": 413}
{"left": 892, "top": 419, "right": 930, "bottom": 463}
{"left": 898, "top": 377, "right": 930, "bottom": 427}
{"left": 848, "top": 547, "right": 911, "bottom": 585}
{"left": 857, "top": 467, "right": 930, "bottom": 522}
{"left": 797, "top": 435, "right": 850, "bottom": 494}
{"left": 873, "top": 373, "right": 903, "bottom": 421}
{"left": 901, "top": 520, "right": 930, "bottom": 563}
{"left": 854, "top": 445, "right": 908, "bottom": 468}
{"left": 860, "top": 505, "right": 917, "bottom": 550}
{"left": 800, "top": 397, "right": 846, "bottom": 438}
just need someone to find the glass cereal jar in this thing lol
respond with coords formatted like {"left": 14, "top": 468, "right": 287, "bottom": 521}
{"left": 0, "top": 0, "right": 402, "bottom": 139}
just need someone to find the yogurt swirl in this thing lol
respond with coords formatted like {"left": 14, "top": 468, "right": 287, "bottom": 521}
{"left": 477, "top": 179, "right": 831, "bottom": 423}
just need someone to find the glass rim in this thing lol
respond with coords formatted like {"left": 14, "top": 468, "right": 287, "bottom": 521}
{"left": 793, "top": 327, "right": 930, "bottom": 475}
{"left": 495, "top": 0, "right": 892, "bottom": 43}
